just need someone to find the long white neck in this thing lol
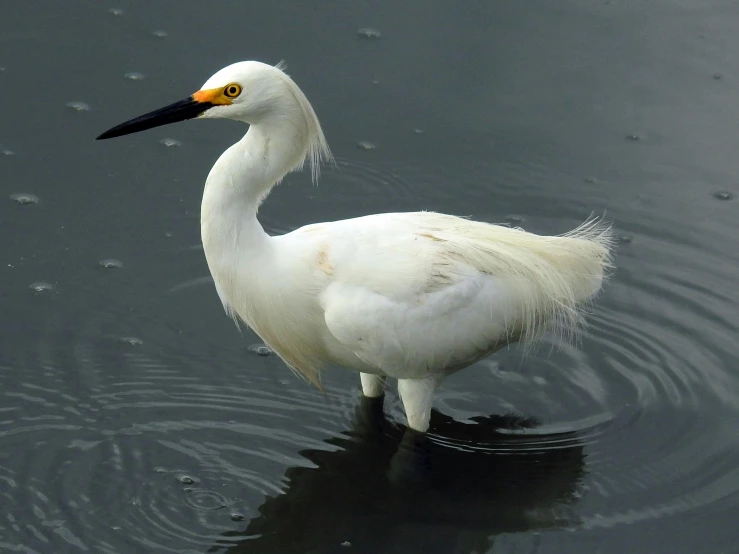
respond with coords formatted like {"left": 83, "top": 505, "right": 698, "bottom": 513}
{"left": 200, "top": 114, "right": 309, "bottom": 259}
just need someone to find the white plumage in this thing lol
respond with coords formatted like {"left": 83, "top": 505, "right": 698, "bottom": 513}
{"left": 98, "top": 61, "right": 615, "bottom": 432}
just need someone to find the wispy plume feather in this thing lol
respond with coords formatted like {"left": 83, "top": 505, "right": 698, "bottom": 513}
{"left": 274, "top": 61, "right": 334, "bottom": 183}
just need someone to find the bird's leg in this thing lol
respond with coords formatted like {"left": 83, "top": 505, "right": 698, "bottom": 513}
{"left": 360, "top": 373, "right": 386, "bottom": 398}
{"left": 387, "top": 426, "right": 431, "bottom": 486}
{"left": 353, "top": 394, "right": 386, "bottom": 437}
{"left": 397, "top": 376, "right": 440, "bottom": 433}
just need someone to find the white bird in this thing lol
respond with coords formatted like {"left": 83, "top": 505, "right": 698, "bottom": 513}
{"left": 97, "top": 61, "right": 614, "bottom": 432}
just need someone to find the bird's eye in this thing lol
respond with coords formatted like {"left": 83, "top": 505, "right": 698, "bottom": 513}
{"left": 224, "top": 84, "right": 242, "bottom": 98}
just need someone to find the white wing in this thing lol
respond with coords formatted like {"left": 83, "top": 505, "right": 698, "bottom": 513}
{"left": 322, "top": 272, "right": 516, "bottom": 379}
{"left": 311, "top": 211, "right": 609, "bottom": 379}
{"left": 282, "top": 211, "right": 611, "bottom": 380}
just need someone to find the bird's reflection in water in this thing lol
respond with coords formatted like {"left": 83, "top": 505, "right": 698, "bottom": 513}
{"left": 209, "top": 397, "right": 586, "bottom": 553}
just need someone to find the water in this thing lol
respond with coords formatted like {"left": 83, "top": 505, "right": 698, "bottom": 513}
{"left": 2, "top": 1, "right": 739, "bottom": 553}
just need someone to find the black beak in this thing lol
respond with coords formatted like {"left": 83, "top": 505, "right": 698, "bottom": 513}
{"left": 96, "top": 97, "right": 213, "bottom": 140}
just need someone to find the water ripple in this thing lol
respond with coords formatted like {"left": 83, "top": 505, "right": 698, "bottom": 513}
{"left": 3, "top": 148, "right": 739, "bottom": 552}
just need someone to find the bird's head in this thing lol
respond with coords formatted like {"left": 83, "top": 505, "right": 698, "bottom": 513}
{"left": 97, "top": 61, "right": 301, "bottom": 139}
{"left": 96, "top": 60, "right": 332, "bottom": 181}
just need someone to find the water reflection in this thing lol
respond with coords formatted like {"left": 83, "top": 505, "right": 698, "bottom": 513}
{"left": 210, "top": 398, "right": 585, "bottom": 553}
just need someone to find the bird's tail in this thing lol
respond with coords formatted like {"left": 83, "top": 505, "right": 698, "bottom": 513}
{"left": 513, "top": 214, "right": 616, "bottom": 347}
{"left": 434, "top": 212, "right": 615, "bottom": 348}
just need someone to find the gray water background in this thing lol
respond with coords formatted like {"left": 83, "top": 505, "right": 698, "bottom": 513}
{"left": 2, "top": 1, "right": 739, "bottom": 553}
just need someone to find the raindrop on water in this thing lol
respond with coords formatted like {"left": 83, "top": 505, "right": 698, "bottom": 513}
{"left": 357, "top": 28, "right": 381, "bottom": 39}
{"left": 30, "top": 282, "right": 54, "bottom": 293}
{"left": 584, "top": 177, "right": 598, "bottom": 184}
{"left": 10, "top": 193, "right": 38, "bottom": 205}
{"left": 626, "top": 133, "right": 644, "bottom": 141}
{"left": 108, "top": 8, "right": 124, "bottom": 16}
{"left": 120, "top": 336, "right": 143, "bottom": 346}
{"left": 357, "top": 141, "right": 376, "bottom": 150}
{"left": 248, "top": 343, "right": 274, "bottom": 357}
{"left": 1, "top": 148, "right": 15, "bottom": 156}
{"left": 124, "top": 72, "right": 145, "bottom": 81}
{"left": 154, "top": 466, "right": 166, "bottom": 474}
{"left": 713, "top": 73, "right": 723, "bottom": 80}
{"left": 178, "top": 475, "right": 197, "bottom": 485}
{"left": 230, "top": 513, "right": 245, "bottom": 522}
{"left": 712, "top": 191, "right": 734, "bottom": 201}
{"left": 164, "top": 231, "right": 173, "bottom": 238}
{"left": 412, "top": 128, "right": 424, "bottom": 134}
{"left": 505, "top": 214, "right": 525, "bottom": 225}
{"left": 617, "top": 234, "right": 633, "bottom": 244}
{"left": 341, "top": 541, "right": 352, "bottom": 547}
{"left": 152, "top": 30, "right": 167, "bottom": 38}
{"left": 66, "top": 101, "right": 90, "bottom": 112}
{"left": 183, "top": 489, "right": 229, "bottom": 511}
{"left": 159, "top": 137, "right": 181, "bottom": 147}
{"left": 99, "top": 258, "right": 123, "bottom": 269}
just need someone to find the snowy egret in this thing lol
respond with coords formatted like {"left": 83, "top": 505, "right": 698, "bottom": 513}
{"left": 97, "top": 61, "right": 614, "bottom": 432}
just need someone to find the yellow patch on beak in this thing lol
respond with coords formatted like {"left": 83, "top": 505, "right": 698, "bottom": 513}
{"left": 192, "top": 87, "right": 232, "bottom": 105}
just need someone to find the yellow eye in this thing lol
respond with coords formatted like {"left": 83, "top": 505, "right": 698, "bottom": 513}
{"left": 224, "top": 83, "right": 242, "bottom": 98}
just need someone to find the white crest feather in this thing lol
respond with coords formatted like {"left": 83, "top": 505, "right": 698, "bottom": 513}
{"left": 273, "top": 61, "right": 334, "bottom": 183}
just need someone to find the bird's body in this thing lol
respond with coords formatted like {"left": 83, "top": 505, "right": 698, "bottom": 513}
{"left": 98, "top": 61, "right": 614, "bottom": 432}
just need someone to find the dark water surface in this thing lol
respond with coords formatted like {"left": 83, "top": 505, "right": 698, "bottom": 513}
{"left": 2, "top": 1, "right": 739, "bottom": 552}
